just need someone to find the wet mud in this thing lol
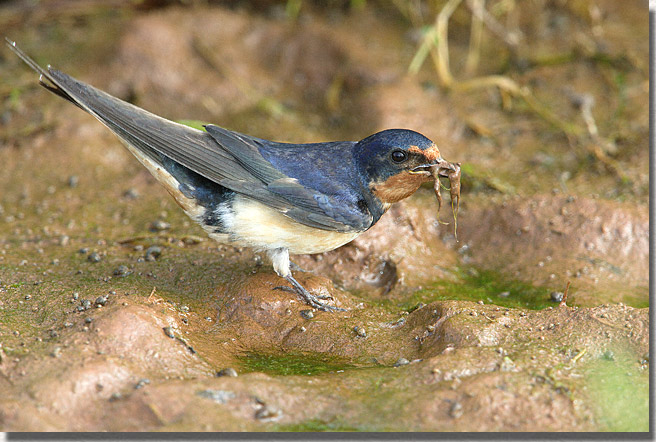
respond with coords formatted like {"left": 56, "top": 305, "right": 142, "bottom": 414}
{"left": 0, "top": 0, "right": 648, "bottom": 432}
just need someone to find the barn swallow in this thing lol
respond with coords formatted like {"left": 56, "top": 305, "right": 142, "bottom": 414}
{"left": 6, "top": 39, "right": 459, "bottom": 312}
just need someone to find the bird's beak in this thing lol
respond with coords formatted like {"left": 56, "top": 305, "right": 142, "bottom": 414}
{"left": 410, "top": 158, "right": 454, "bottom": 177}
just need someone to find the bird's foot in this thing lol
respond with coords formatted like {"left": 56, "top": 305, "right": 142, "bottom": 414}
{"left": 273, "top": 275, "right": 346, "bottom": 312}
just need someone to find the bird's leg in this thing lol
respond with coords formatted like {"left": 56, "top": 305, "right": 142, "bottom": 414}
{"left": 269, "top": 248, "right": 345, "bottom": 312}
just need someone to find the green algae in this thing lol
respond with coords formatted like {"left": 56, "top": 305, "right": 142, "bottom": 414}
{"left": 584, "top": 354, "right": 649, "bottom": 431}
{"left": 273, "top": 418, "right": 363, "bottom": 432}
{"left": 372, "top": 267, "right": 556, "bottom": 313}
{"left": 238, "top": 351, "right": 358, "bottom": 376}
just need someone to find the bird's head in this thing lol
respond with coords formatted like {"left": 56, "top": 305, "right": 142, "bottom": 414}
{"left": 354, "top": 129, "right": 443, "bottom": 205}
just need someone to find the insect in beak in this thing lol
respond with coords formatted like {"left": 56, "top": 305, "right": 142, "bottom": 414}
{"left": 412, "top": 158, "right": 462, "bottom": 240}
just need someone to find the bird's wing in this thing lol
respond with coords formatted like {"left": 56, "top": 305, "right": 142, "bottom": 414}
{"left": 205, "top": 125, "right": 373, "bottom": 231}
{"left": 7, "top": 40, "right": 372, "bottom": 232}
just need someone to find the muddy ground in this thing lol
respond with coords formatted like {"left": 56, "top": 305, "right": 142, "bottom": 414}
{"left": 0, "top": 0, "right": 649, "bottom": 432}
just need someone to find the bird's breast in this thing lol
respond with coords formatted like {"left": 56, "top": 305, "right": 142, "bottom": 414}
{"left": 218, "top": 195, "right": 362, "bottom": 255}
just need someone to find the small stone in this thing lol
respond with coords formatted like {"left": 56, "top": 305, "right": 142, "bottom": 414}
{"left": 67, "top": 175, "right": 79, "bottom": 188}
{"left": 113, "top": 265, "right": 130, "bottom": 277}
{"left": 300, "top": 309, "right": 314, "bottom": 319}
{"left": 163, "top": 326, "right": 175, "bottom": 338}
{"left": 449, "top": 402, "right": 463, "bottom": 419}
{"left": 64, "top": 322, "right": 73, "bottom": 328}
{"left": 550, "top": 291, "right": 564, "bottom": 303}
{"left": 602, "top": 350, "right": 615, "bottom": 361}
{"left": 180, "top": 305, "right": 190, "bottom": 313}
{"left": 24, "top": 295, "right": 31, "bottom": 300}
{"left": 145, "top": 246, "right": 162, "bottom": 261}
{"left": 255, "top": 405, "right": 281, "bottom": 421}
{"left": 72, "top": 292, "right": 79, "bottom": 300}
{"left": 135, "top": 378, "right": 150, "bottom": 389}
{"left": 87, "top": 252, "right": 102, "bottom": 263}
{"left": 84, "top": 317, "right": 93, "bottom": 324}
{"left": 51, "top": 347, "right": 62, "bottom": 358}
{"left": 498, "top": 291, "right": 510, "bottom": 298}
{"left": 394, "top": 357, "right": 409, "bottom": 367}
{"left": 124, "top": 188, "right": 140, "bottom": 199}
{"left": 354, "top": 326, "right": 367, "bottom": 338}
{"left": 109, "top": 392, "right": 122, "bottom": 402}
{"left": 95, "top": 296, "right": 108, "bottom": 307}
{"left": 78, "top": 247, "right": 89, "bottom": 254}
{"left": 426, "top": 325, "right": 436, "bottom": 332}
{"left": 216, "top": 368, "right": 238, "bottom": 377}
{"left": 477, "top": 300, "right": 484, "bottom": 305}
{"left": 81, "top": 299, "right": 92, "bottom": 310}
{"left": 149, "top": 220, "right": 170, "bottom": 232}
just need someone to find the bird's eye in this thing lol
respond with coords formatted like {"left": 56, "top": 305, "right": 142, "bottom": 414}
{"left": 391, "top": 150, "right": 408, "bottom": 163}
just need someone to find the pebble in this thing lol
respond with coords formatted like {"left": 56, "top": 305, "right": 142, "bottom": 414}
{"left": 134, "top": 378, "right": 150, "bottom": 389}
{"left": 124, "top": 188, "right": 140, "bottom": 199}
{"left": 216, "top": 368, "right": 238, "bottom": 377}
{"left": 354, "top": 326, "right": 367, "bottom": 338}
{"left": 95, "top": 296, "right": 108, "bottom": 307}
{"left": 449, "top": 402, "right": 463, "bottom": 419}
{"left": 67, "top": 175, "right": 79, "bottom": 188}
{"left": 163, "top": 326, "right": 175, "bottom": 338}
{"left": 72, "top": 292, "right": 79, "bottom": 300}
{"left": 145, "top": 246, "right": 162, "bottom": 261}
{"left": 24, "top": 295, "right": 31, "bottom": 300}
{"left": 255, "top": 405, "right": 281, "bottom": 421}
{"left": 87, "top": 252, "right": 102, "bottom": 263}
{"left": 180, "top": 305, "right": 190, "bottom": 313}
{"left": 51, "top": 347, "right": 62, "bottom": 358}
{"left": 498, "top": 291, "right": 510, "bottom": 298}
{"left": 113, "top": 265, "right": 130, "bottom": 277}
{"left": 550, "top": 291, "right": 564, "bottom": 303}
{"left": 300, "top": 309, "right": 314, "bottom": 319}
{"left": 81, "top": 299, "right": 92, "bottom": 310}
{"left": 477, "top": 300, "right": 484, "bottom": 305}
{"left": 84, "top": 317, "right": 93, "bottom": 324}
{"left": 149, "top": 220, "right": 170, "bottom": 232}
{"left": 393, "top": 357, "right": 409, "bottom": 367}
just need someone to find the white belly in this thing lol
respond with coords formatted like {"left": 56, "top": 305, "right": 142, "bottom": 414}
{"left": 212, "top": 195, "right": 362, "bottom": 255}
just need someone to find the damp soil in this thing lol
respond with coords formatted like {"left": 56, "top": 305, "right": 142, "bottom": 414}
{"left": 0, "top": 0, "right": 649, "bottom": 432}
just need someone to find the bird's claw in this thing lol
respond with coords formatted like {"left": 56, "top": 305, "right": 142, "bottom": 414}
{"left": 274, "top": 277, "right": 346, "bottom": 312}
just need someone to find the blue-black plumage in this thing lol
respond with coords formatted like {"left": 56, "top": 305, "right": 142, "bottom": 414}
{"left": 6, "top": 39, "right": 457, "bottom": 312}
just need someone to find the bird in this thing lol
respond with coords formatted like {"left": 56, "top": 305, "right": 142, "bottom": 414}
{"left": 6, "top": 38, "right": 458, "bottom": 312}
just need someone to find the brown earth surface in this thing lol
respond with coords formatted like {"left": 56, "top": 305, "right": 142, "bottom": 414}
{"left": 0, "top": 0, "right": 649, "bottom": 432}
